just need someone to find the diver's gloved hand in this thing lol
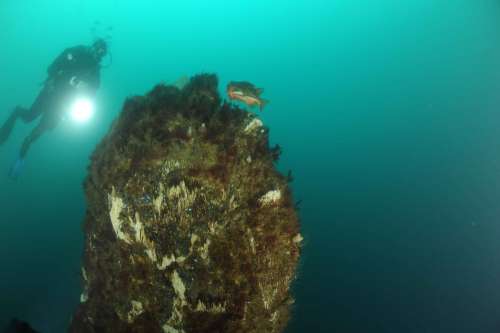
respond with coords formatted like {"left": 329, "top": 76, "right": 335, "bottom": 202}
{"left": 8, "top": 156, "right": 25, "bottom": 179}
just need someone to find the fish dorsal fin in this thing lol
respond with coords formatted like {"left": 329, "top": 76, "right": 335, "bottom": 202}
{"left": 238, "top": 81, "right": 255, "bottom": 90}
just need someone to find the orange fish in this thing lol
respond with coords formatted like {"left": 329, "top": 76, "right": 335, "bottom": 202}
{"left": 227, "top": 81, "right": 268, "bottom": 111}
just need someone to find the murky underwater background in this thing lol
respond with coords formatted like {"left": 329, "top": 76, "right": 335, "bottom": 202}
{"left": 2, "top": 1, "right": 500, "bottom": 332}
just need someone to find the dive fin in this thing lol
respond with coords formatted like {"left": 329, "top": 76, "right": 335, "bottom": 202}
{"left": 8, "top": 156, "right": 25, "bottom": 180}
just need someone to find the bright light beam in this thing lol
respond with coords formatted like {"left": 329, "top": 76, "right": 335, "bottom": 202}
{"left": 70, "top": 97, "right": 94, "bottom": 124}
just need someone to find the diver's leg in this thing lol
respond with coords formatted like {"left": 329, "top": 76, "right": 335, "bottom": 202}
{"left": 19, "top": 120, "right": 47, "bottom": 158}
{"left": 8, "top": 116, "right": 51, "bottom": 178}
{"left": 0, "top": 90, "right": 47, "bottom": 145}
{"left": 0, "top": 108, "right": 19, "bottom": 144}
{"left": 0, "top": 107, "right": 29, "bottom": 144}
{"left": 19, "top": 106, "right": 42, "bottom": 123}
{"left": 18, "top": 88, "right": 47, "bottom": 123}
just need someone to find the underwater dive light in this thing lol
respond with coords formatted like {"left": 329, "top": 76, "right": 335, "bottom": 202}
{"left": 70, "top": 97, "right": 94, "bottom": 124}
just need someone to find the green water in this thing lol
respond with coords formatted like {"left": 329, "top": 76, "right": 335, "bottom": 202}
{"left": 1, "top": 1, "right": 500, "bottom": 332}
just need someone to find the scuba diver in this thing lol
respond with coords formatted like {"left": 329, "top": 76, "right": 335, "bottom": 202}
{"left": 0, "top": 38, "right": 108, "bottom": 178}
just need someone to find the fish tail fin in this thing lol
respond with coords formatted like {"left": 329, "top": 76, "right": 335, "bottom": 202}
{"left": 259, "top": 99, "right": 269, "bottom": 111}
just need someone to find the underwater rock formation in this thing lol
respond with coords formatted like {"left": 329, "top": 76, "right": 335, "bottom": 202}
{"left": 69, "top": 74, "right": 302, "bottom": 333}
{"left": 2, "top": 319, "right": 39, "bottom": 333}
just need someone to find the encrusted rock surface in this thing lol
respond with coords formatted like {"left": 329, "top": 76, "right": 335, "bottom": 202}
{"left": 69, "top": 74, "right": 302, "bottom": 333}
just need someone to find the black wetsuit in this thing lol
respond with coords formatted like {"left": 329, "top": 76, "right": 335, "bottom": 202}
{"left": 0, "top": 45, "right": 101, "bottom": 158}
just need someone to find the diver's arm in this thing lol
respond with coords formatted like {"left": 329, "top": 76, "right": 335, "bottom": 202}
{"left": 76, "top": 67, "right": 101, "bottom": 95}
{"left": 88, "top": 69, "right": 101, "bottom": 92}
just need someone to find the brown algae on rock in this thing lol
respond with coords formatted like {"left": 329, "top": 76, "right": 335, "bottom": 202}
{"left": 69, "top": 74, "right": 302, "bottom": 333}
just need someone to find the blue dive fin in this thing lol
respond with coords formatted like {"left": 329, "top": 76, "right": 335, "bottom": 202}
{"left": 8, "top": 157, "right": 25, "bottom": 179}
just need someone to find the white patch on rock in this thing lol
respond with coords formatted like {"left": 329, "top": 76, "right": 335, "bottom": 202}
{"left": 162, "top": 160, "right": 182, "bottom": 176}
{"left": 162, "top": 324, "right": 184, "bottom": 333}
{"left": 228, "top": 195, "right": 238, "bottom": 210}
{"left": 200, "top": 238, "right": 211, "bottom": 261}
{"left": 164, "top": 270, "right": 188, "bottom": 333}
{"left": 293, "top": 233, "right": 304, "bottom": 244}
{"left": 200, "top": 122, "right": 206, "bottom": 133}
{"left": 145, "top": 248, "right": 157, "bottom": 262}
{"left": 249, "top": 235, "right": 256, "bottom": 255}
{"left": 128, "top": 212, "right": 159, "bottom": 263}
{"left": 154, "top": 184, "right": 164, "bottom": 214}
{"left": 80, "top": 290, "right": 88, "bottom": 303}
{"left": 108, "top": 187, "right": 132, "bottom": 244}
{"left": 108, "top": 196, "right": 160, "bottom": 264}
{"left": 259, "top": 282, "right": 278, "bottom": 310}
{"left": 167, "top": 181, "right": 197, "bottom": 218}
{"left": 157, "top": 254, "right": 176, "bottom": 270}
{"left": 171, "top": 270, "right": 186, "bottom": 301}
{"left": 190, "top": 234, "right": 199, "bottom": 247}
{"left": 270, "top": 310, "right": 279, "bottom": 323}
{"left": 177, "top": 256, "right": 186, "bottom": 263}
{"left": 127, "top": 300, "right": 144, "bottom": 323}
{"left": 189, "top": 233, "right": 200, "bottom": 254}
{"left": 80, "top": 267, "right": 89, "bottom": 303}
{"left": 129, "top": 212, "right": 146, "bottom": 243}
{"left": 195, "top": 300, "right": 226, "bottom": 313}
{"left": 82, "top": 267, "right": 87, "bottom": 281}
{"left": 244, "top": 118, "right": 263, "bottom": 133}
{"left": 258, "top": 189, "right": 282, "bottom": 206}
